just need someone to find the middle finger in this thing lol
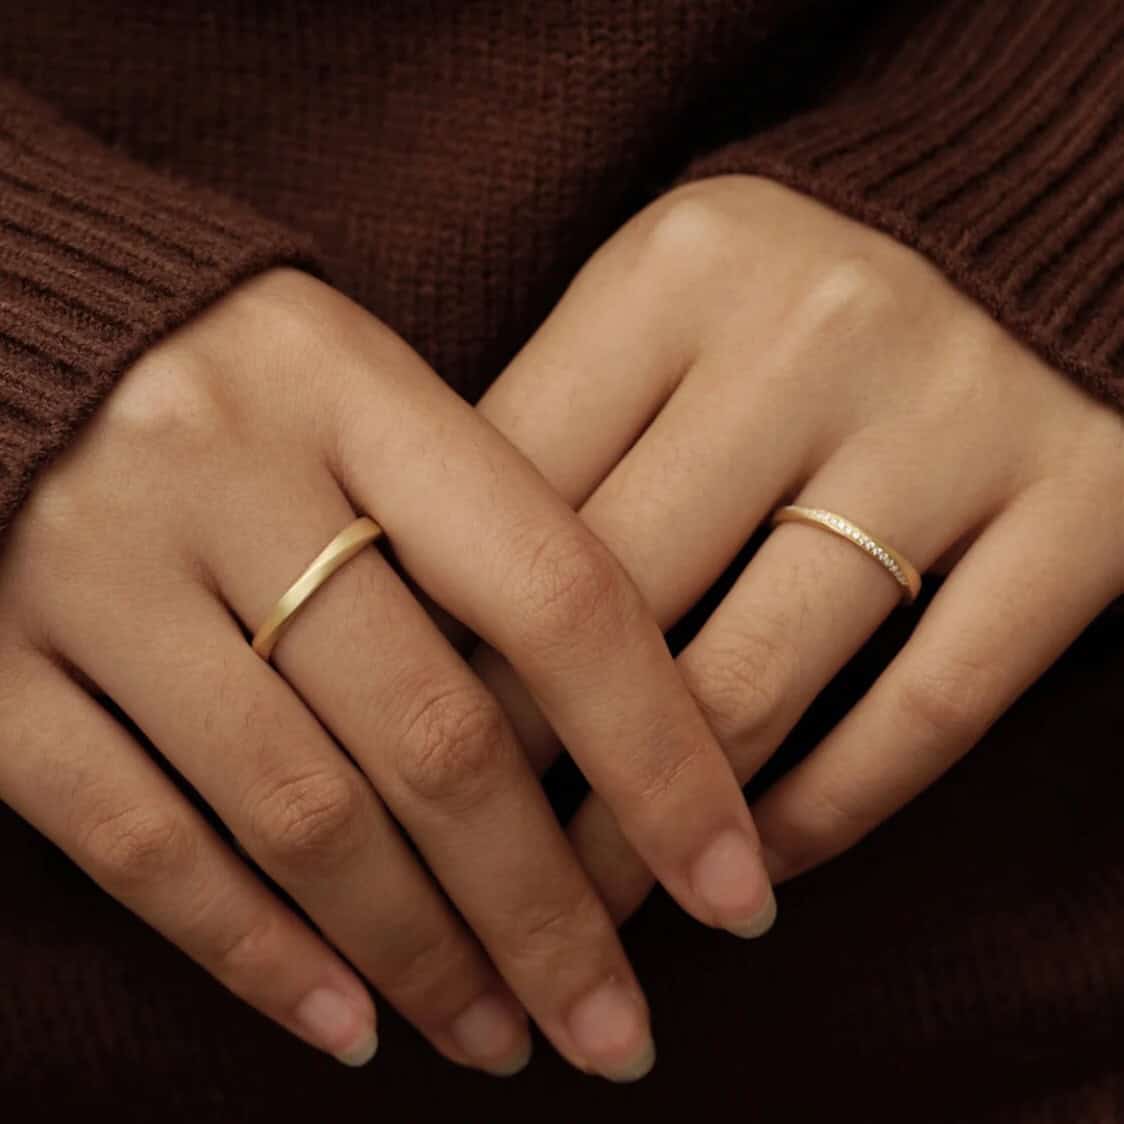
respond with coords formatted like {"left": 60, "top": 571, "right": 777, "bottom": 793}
{"left": 201, "top": 473, "right": 658, "bottom": 1081}
{"left": 329, "top": 316, "right": 775, "bottom": 938}
{"left": 478, "top": 350, "right": 1011, "bottom": 920}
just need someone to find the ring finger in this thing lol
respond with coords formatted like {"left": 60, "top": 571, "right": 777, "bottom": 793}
{"left": 570, "top": 422, "right": 1008, "bottom": 917}
{"left": 747, "top": 479, "right": 1122, "bottom": 883}
{"left": 477, "top": 354, "right": 1013, "bottom": 919}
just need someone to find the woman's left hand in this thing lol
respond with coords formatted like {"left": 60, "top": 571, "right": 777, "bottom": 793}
{"left": 469, "top": 175, "right": 1124, "bottom": 923}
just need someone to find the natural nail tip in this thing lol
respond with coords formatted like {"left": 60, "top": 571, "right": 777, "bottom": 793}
{"left": 692, "top": 829, "right": 774, "bottom": 927}
{"left": 727, "top": 886, "right": 778, "bottom": 939}
{"left": 603, "top": 1039, "right": 657, "bottom": 1084}
{"left": 484, "top": 1040, "right": 534, "bottom": 1077}
{"left": 335, "top": 1029, "right": 379, "bottom": 1068}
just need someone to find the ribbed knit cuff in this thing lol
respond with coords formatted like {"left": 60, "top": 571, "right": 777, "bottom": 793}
{"left": 0, "top": 82, "right": 319, "bottom": 536}
{"left": 676, "top": 0, "right": 1124, "bottom": 415}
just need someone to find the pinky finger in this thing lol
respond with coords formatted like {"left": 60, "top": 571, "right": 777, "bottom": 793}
{"left": 0, "top": 646, "right": 379, "bottom": 1066}
{"left": 751, "top": 488, "right": 1122, "bottom": 884}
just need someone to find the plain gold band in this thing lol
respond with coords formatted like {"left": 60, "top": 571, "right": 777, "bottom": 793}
{"left": 769, "top": 505, "right": 922, "bottom": 605}
{"left": 251, "top": 516, "right": 385, "bottom": 662}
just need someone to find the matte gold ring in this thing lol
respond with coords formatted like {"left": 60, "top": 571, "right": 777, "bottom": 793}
{"left": 251, "top": 516, "right": 385, "bottom": 662}
{"left": 770, "top": 505, "right": 921, "bottom": 605}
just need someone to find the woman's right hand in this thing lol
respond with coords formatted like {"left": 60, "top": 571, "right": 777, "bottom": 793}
{"left": 0, "top": 268, "right": 774, "bottom": 1080}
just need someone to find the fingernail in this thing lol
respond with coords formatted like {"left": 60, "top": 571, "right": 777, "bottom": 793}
{"left": 691, "top": 829, "right": 776, "bottom": 937}
{"left": 295, "top": 987, "right": 378, "bottom": 1067}
{"left": 726, "top": 885, "right": 778, "bottom": 938}
{"left": 449, "top": 994, "right": 533, "bottom": 1076}
{"left": 567, "top": 980, "right": 655, "bottom": 1083}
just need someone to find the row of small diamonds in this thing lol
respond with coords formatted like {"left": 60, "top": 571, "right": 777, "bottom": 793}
{"left": 810, "top": 508, "right": 908, "bottom": 589}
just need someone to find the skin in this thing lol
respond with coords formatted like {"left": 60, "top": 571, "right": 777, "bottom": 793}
{"left": 0, "top": 262, "right": 776, "bottom": 1082}
{"left": 470, "top": 175, "right": 1124, "bottom": 924}
{"left": 1, "top": 172, "right": 1120, "bottom": 1080}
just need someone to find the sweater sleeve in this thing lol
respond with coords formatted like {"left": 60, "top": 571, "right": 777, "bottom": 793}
{"left": 674, "top": 0, "right": 1123, "bottom": 415}
{"left": 0, "top": 81, "right": 318, "bottom": 536}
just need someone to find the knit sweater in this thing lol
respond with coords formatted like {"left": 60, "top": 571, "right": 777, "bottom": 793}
{"left": 0, "top": 1, "right": 1121, "bottom": 1119}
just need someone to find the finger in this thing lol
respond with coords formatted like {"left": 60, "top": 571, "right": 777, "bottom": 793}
{"left": 475, "top": 222, "right": 691, "bottom": 505}
{"left": 674, "top": 428, "right": 1002, "bottom": 782}
{"left": 330, "top": 308, "right": 774, "bottom": 937}
{"left": 0, "top": 644, "right": 379, "bottom": 1067}
{"left": 470, "top": 340, "right": 823, "bottom": 774}
{"left": 470, "top": 224, "right": 707, "bottom": 769}
{"left": 749, "top": 484, "right": 1122, "bottom": 883}
{"left": 44, "top": 563, "right": 532, "bottom": 1079}
{"left": 207, "top": 482, "right": 656, "bottom": 1082}
{"left": 558, "top": 413, "right": 1008, "bottom": 923}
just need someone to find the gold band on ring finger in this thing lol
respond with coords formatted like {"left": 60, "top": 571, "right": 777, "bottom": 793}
{"left": 769, "top": 505, "right": 922, "bottom": 605}
{"left": 251, "top": 515, "right": 385, "bottom": 662}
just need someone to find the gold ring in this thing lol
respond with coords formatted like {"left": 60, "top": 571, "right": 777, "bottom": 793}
{"left": 251, "top": 516, "right": 385, "bottom": 661}
{"left": 770, "top": 505, "right": 921, "bottom": 605}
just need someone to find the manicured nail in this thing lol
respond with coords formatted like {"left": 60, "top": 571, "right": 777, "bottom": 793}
{"left": 567, "top": 980, "right": 655, "bottom": 1083}
{"left": 295, "top": 987, "right": 378, "bottom": 1067}
{"left": 691, "top": 829, "right": 776, "bottom": 937}
{"left": 449, "top": 994, "right": 533, "bottom": 1076}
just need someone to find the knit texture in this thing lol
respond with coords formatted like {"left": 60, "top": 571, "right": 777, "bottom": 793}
{"left": 680, "top": 0, "right": 1124, "bottom": 412}
{"left": 0, "top": 1, "right": 1121, "bottom": 1119}
{"left": 0, "top": 83, "right": 315, "bottom": 534}
{"left": 0, "top": 1, "right": 1120, "bottom": 538}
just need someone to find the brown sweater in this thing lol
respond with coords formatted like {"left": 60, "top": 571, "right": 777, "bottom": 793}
{"left": 0, "top": 1, "right": 1121, "bottom": 1119}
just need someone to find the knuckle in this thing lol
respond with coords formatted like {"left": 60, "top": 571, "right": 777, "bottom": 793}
{"left": 102, "top": 348, "right": 230, "bottom": 453}
{"left": 895, "top": 656, "right": 992, "bottom": 746}
{"left": 387, "top": 926, "right": 458, "bottom": 991}
{"left": 385, "top": 929, "right": 481, "bottom": 1013}
{"left": 80, "top": 805, "right": 195, "bottom": 888}
{"left": 790, "top": 257, "right": 898, "bottom": 345}
{"left": 247, "top": 767, "right": 371, "bottom": 869}
{"left": 764, "top": 772, "right": 875, "bottom": 874}
{"left": 237, "top": 267, "right": 359, "bottom": 359}
{"left": 687, "top": 625, "right": 797, "bottom": 747}
{"left": 640, "top": 189, "right": 736, "bottom": 276}
{"left": 13, "top": 463, "right": 127, "bottom": 570}
{"left": 507, "top": 884, "right": 609, "bottom": 967}
{"left": 630, "top": 734, "right": 708, "bottom": 809}
{"left": 509, "top": 526, "right": 630, "bottom": 654}
{"left": 210, "top": 914, "right": 283, "bottom": 988}
{"left": 802, "top": 781, "right": 868, "bottom": 846}
{"left": 907, "top": 313, "right": 1004, "bottom": 433}
{"left": 394, "top": 685, "right": 509, "bottom": 806}
{"left": 765, "top": 793, "right": 854, "bottom": 876}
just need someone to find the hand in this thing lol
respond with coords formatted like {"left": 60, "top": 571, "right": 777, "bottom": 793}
{"left": 0, "top": 268, "right": 775, "bottom": 1079}
{"left": 471, "top": 175, "right": 1124, "bottom": 922}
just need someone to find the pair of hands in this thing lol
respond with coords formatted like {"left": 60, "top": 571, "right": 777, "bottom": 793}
{"left": 2, "top": 176, "right": 1121, "bottom": 1081}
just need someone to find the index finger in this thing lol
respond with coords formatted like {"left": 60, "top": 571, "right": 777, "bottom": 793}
{"left": 325, "top": 289, "right": 775, "bottom": 937}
